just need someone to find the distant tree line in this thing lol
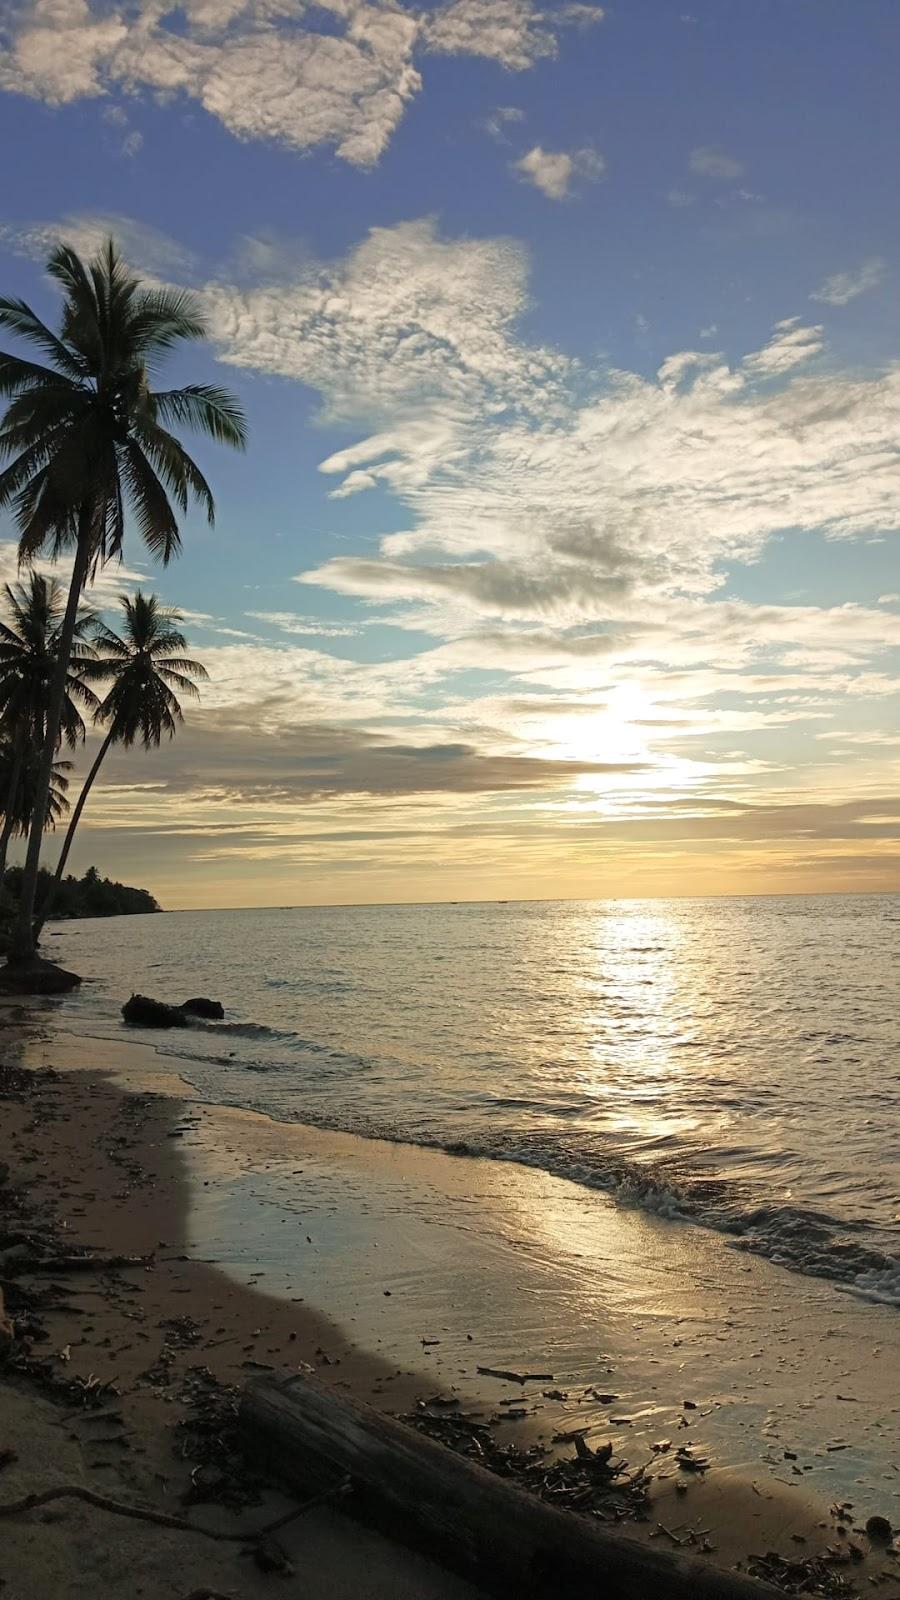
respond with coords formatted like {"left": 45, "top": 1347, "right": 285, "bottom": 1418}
{"left": 2, "top": 864, "right": 160, "bottom": 921}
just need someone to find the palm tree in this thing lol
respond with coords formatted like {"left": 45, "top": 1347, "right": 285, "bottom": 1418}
{"left": 0, "top": 237, "right": 245, "bottom": 962}
{"left": 0, "top": 572, "right": 98, "bottom": 881}
{"left": 36, "top": 592, "right": 207, "bottom": 932}
{"left": 0, "top": 740, "right": 72, "bottom": 839}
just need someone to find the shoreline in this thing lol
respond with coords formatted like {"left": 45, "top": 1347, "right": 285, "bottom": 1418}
{"left": 0, "top": 1016, "right": 483, "bottom": 1599}
{"left": 3, "top": 1005, "right": 900, "bottom": 1595}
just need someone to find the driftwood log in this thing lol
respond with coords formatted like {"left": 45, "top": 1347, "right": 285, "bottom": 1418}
{"left": 241, "top": 1376, "right": 782, "bottom": 1600}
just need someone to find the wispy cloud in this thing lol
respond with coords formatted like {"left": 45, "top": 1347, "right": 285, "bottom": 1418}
{"left": 0, "top": 213, "right": 198, "bottom": 279}
{"left": 689, "top": 145, "right": 744, "bottom": 179}
{"left": 741, "top": 316, "right": 824, "bottom": 376}
{"left": 483, "top": 104, "right": 525, "bottom": 141}
{"left": 246, "top": 611, "right": 361, "bottom": 639}
{"left": 811, "top": 256, "right": 886, "bottom": 306}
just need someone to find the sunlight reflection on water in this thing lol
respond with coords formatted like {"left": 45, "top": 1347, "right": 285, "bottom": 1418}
{"left": 51, "top": 892, "right": 900, "bottom": 1299}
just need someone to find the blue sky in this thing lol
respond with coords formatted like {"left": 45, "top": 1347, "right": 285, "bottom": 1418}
{"left": 0, "top": 0, "right": 898, "bottom": 906}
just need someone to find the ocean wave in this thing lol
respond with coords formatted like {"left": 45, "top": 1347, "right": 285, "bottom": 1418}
{"left": 196, "top": 1019, "right": 301, "bottom": 1042}
{"left": 59, "top": 1000, "right": 900, "bottom": 1309}
{"left": 227, "top": 1104, "right": 900, "bottom": 1306}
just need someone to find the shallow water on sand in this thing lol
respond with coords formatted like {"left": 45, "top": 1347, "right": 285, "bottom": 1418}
{"left": 48, "top": 893, "right": 900, "bottom": 1302}
{"left": 23, "top": 1023, "right": 900, "bottom": 1528}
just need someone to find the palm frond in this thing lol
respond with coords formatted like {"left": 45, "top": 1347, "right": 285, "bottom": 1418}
{"left": 1, "top": 387, "right": 87, "bottom": 438}
{"left": 156, "top": 654, "right": 208, "bottom": 677}
{"left": 119, "top": 442, "right": 181, "bottom": 564}
{"left": 128, "top": 288, "right": 208, "bottom": 358}
{"left": 0, "top": 298, "right": 87, "bottom": 379}
{"left": 152, "top": 385, "right": 247, "bottom": 450}
{"left": 131, "top": 413, "right": 215, "bottom": 523}
{"left": 0, "top": 348, "right": 81, "bottom": 400}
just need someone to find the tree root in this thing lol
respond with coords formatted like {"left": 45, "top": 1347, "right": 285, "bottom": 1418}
{"left": 0, "top": 1476, "right": 350, "bottom": 1541}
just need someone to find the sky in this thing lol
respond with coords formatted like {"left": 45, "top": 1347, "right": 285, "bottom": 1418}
{"left": 0, "top": 0, "right": 899, "bottom": 910}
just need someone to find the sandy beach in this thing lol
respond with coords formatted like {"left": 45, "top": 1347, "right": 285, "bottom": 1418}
{"left": 0, "top": 1013, "right": 483, "bottom": 1599}
{"left": 2, "top": 1003, "right": 899, "bottom": 1598}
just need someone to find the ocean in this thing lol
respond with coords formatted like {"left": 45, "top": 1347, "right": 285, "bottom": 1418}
{"left": 47, "top": 892, "right": 900, "bottom": 1306}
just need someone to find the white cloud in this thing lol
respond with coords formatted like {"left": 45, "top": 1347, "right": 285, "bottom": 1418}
{"left": 246, "top": 610, "right": 361, "bottom": 638}
{"left": 811, "top": 256, "right": 886, "bottom": 307}
{"left": 0, "top": 540, "right": 148, "bottom": 612}
{"left": 514, "top": 143, "right": 605, "bottom": 200}
{"left": 742, "top": 316, "right": 824, "bottom": 377}
{"left": 423, "top": 1, "right": 603, "bottom": 70}
{"left": 689, "top": 145, "right": 744, "bottom": 179}
{"left": 0, "top": 213, "right": 198, "bottom": 279}
{"left": 7, "top": 212, "right": 895, "bottom": 664}
{"left": 0, "top": 0, "right": 602, "bottom": 165}
{"left": 199, "top": 218, "right": 569, "bottom": 422}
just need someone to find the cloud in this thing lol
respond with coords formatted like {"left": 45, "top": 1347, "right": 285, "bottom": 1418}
{"left": 422, "top": 1, "right": 603, "bottom": 70}
{"left": 742, "top": 316, "right": 823, "bottom": 376}
{"left": 811, "top": 256, "right": 886, "bottom": 307}
{"left": 483, "top": 104, "right": 524, "bottom": 141}
{"left": 199, "top": 218, "right": 569, "bottom": 423}
{"left": 0, "top": 0, "right": 602, "bottom": 165}
{"left": 246, "top": 610, "right": 361, "bottom": 639}
{"left": 0, "top": 213, "right": 198, "bottom": 279}
{"left": 7, "top": 210, "right": 895, "bottom": 666}
{"left": 139, "top": 720, "right": 642, "bottom": 805}
{"left": 0, "top": 540, "right": 148, "bottom": 611}
{"left": 689, "top": 146, "right": 744, "bottom": 179}
{"left": 513, "top": 143, "right": 605, "bottom": 199}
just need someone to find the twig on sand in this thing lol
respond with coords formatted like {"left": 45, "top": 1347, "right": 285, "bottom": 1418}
{"left": 476, "top": 1366, "right": 554, "bottom": 1384}
{"left": 0, "top": 1477, "right": 350, "bottom": 1541}
{"left": 1, "top": 1252, "right": 153, "bottom": 1275}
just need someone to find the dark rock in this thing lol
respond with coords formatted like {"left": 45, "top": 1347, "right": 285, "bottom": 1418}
{"left": 180, "top": 997, "right": 224, "bottom": 1020}
{"left": 122, "top": 994, "right": 188, "bottom": 1029}
{"left": 0, "top": 1286, "right": 14, "bottom": 1359}
{"left": 0, "top": 957, "right": 82, "bottom": 995}
{"left": 865, "top": 1515, "right": 893, "bottom": 1543}
{"left": 253, "top": 1537, "right": 293, "bottom": 1575}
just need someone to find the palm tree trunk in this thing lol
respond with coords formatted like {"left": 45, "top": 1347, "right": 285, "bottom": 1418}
{"left": 0, "top": 731, "right": 25, "bottom": 884}
{"left": 9, "top": 516, "right": 93, "bottom": 963}
{"left": 35, "top": 725, "right": 116, "bottom": 937}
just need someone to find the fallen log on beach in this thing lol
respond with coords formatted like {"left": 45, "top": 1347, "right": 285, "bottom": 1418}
{"left": 240, "top": 1375, "right": 783, "bottom": 1600}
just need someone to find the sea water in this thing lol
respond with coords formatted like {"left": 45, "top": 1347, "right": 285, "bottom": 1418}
{"left": 47, "top": 893, "right": 900, "bottom": 1305}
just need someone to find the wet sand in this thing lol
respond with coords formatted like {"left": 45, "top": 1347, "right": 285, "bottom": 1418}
{"left": 0, "top": 1017, "right": 482, "bottom": 1599}
{"left": 4, "top": 1007, "right": 900, "bottom": 1596}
